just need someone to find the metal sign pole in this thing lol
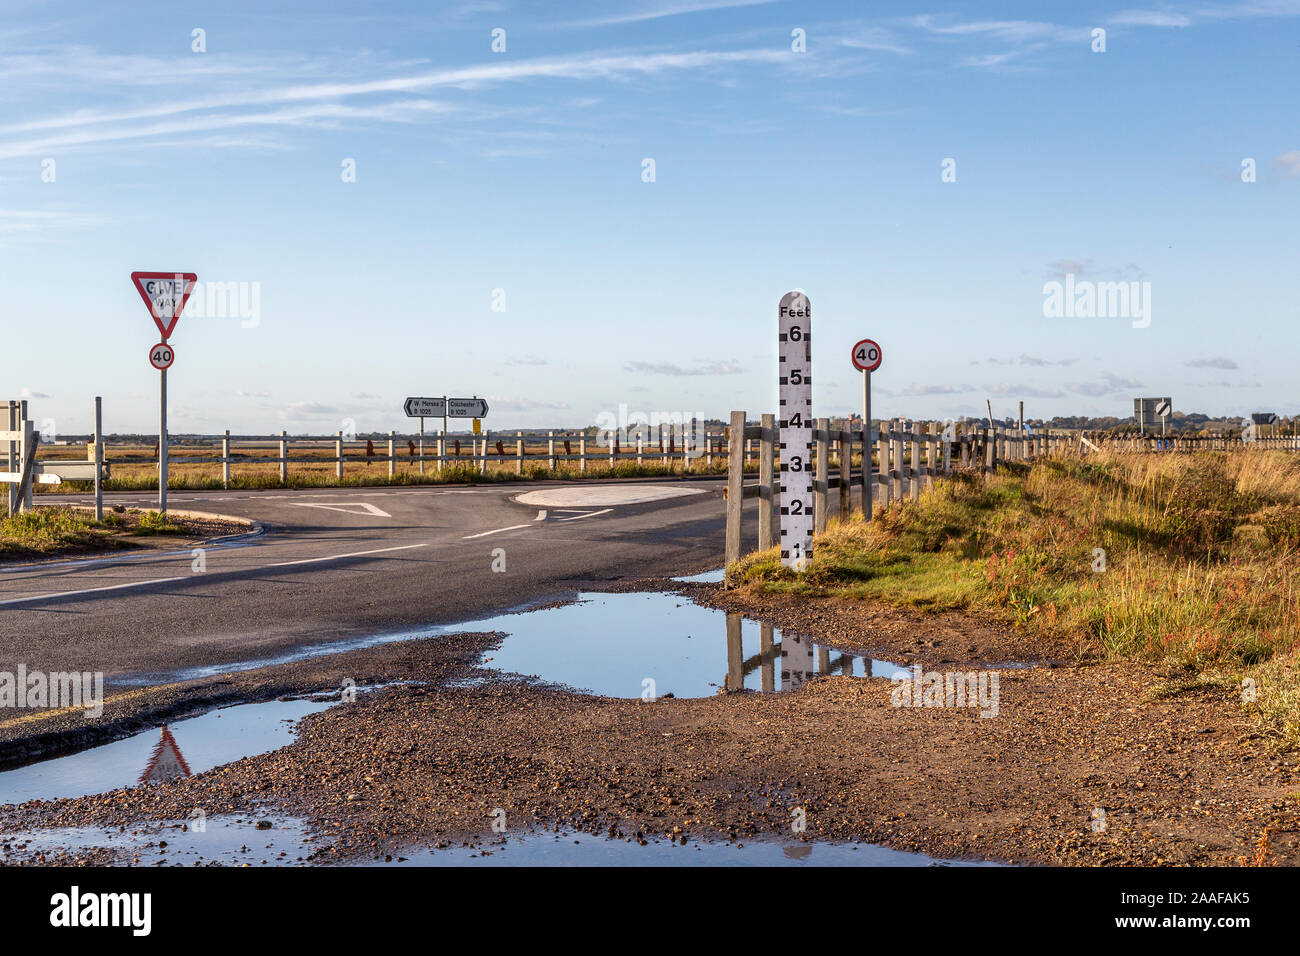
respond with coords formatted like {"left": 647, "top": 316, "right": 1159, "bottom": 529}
{"left": 861, "top": 368, "right": 872, "bottom": 521}
{"left": 159, "top": 365, "right": 168, "bottom": 513}
{"left": 94, "top": 396, "right": 103, "bottom": 520}
{"left": 419, "top": 416, "right": 425, "bottom": 474}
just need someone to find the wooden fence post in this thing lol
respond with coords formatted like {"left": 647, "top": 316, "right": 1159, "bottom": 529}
{"left": 814, "top": 417, "right": 829, "bottom": 533}
{"left": 910, "top": 423, "right": 921, "bottom": 501}
{"left": 758, "top": 413, "right": 775, "bottom": 550}
{"left": 725, "top": 410, "right": 745, "bottom": 577}
{"left": 838, "top": 428, "right": 851, "bottom": 518}
{"left": 891, "top": 422, "right": 903, "bottom": 503}
{"left": 579, "top": 435, "right": 587, "bottom": 474}
{"left": 926, "top": 422, "right": 937, "bottom": 487}
{"left": 222, "top": 429, "right": 231, "bottom": 489}
{"left": 879, "top": 421, "right": 892, "bottom": 510}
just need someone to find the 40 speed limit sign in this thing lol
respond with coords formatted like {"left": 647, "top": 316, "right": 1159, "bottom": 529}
{"left": 851, "top": 339, "right": 882, "bottom": 372}
{"left": 148, "top": 342, "right": 175, "bottom": 370}
{"left": 777, "top": 290, "right": 814, "bottom": 572}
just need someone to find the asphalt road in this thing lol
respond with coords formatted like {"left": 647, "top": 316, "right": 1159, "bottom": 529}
{"left": 1, "top": 479, "right": 752, "bottom": 686}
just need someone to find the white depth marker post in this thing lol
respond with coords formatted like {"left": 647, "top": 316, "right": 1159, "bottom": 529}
{"left": 778, "top": 290, "right": 814, "bottom": 571}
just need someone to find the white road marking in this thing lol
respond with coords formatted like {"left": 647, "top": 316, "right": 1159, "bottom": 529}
{"left": 0, "top": 543, "right": 428, "bottom": 607}
{"left": 462, "top": 524, "right": 533, "bottom": 539}
{"left": 514, "top": 485, "right": 707, "bottom": 507}
{"left": 290, "top": 502, "right": 392, "bottom": 517}
{"left": 553, "top": 508, "right": 613, "bottom": 522}
{"left": 534, "top": 510, "right": 548, "bottom": 521}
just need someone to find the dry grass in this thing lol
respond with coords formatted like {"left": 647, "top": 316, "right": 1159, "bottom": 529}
{"left": 0, "top": 506, "right": 185, "bottom": 560}
{"left": 735, "top": 450, "right": 1300, "bottom": 747}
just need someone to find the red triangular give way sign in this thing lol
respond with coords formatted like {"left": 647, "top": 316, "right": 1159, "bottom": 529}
{"left": 131, "top": 271, "right": 197, "bottom": 339}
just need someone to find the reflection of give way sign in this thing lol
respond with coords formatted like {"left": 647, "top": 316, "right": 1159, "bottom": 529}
{"left": 149, "top": 343, "right": 175, "bottom": 370}
{"left": 131, "top": 271, "right": 197, "bottom": 338}
{"left": 851, "top": 338, "right": 882, "bottom": 372}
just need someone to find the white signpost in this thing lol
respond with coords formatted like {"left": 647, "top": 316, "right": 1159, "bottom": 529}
{"left": 447, "top": 398, "right": 489, "bottom": 419}
{"left": 851, "top": 338, "right": 883, "bottom": 520}
{"left": 132, "top": 271, "right": 197, "bottom": 513}
{"left": 404, "top": 397, "right": 446, "bottom": 418}
{"left": 404, "top": 396, "right": 490, "bottom": 473}
{"left": 778, "top": 291, "right": 813, "bottom": 571}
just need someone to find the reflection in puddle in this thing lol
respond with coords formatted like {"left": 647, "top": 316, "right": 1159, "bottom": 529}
{"left": 0, "top": 818, "right": 994, "bottom": 867}
{"left": 475, "top": 591, "right": 910, "bottom": 698}
{"left": 0, "top": 698, "right": 332, "bottom": 806}
{"left": 139, "top": 725, "right": 191, "bottom": 786}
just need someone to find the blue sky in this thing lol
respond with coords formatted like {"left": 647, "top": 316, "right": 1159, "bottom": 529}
{"left": 3, "top": 0, "right": 1297, "bottom": 435}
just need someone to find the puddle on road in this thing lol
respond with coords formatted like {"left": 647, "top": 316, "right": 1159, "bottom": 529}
{"left": 474, "top": 591, "right": 912, "bottom": 699}
{"left": 0, "top": 817, "right": 993, "bottom": 867}
{"left": 0, "top": 698, "right": 333, "bottom": 806}
{"left": 377, "top": 830, "right": 995, "bottom": 867}
{"left": 672, "top": 567, "right": 725, "bottom": 583}
{"left": 1, "top": 815, "right": 318, "bottom": 866}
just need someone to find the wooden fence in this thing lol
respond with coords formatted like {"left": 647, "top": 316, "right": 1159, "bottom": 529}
{"left": 1086, "top": 432, "right": 1300, "bottom": 452}
{"left": 34, "top": 428, "right": 734, "bottom": 488}
{"left": 723, "top": 412, "right": 1081, "bottom": 576}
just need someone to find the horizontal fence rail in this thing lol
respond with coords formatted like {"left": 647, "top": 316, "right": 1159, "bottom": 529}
{"left": 9, "top": 396, "right": 1300, "bottom": 520}
{"left": 723, "top": 413, "right": 1082, "bottom": 580}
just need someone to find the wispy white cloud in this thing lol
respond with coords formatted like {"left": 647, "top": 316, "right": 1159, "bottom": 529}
{"left": 0, "top": 48, "right": 791, "bottom": 160}
{"left": 0, "top": 100, "right": 455, "bottom": 160}
{"left": 0, "top": 206, "right": 107, "bottom": 235}
{"left": 1273, "top": 150, "right": 1300, "bottom": 176}
{"left": 563, "top": 0, "right": 781, "bottom": 29}
{"left": 1108, "top": 9, "right": 1194, "bottom": 27}
{"left": 625, "top": 359, "right": 744, "bottom": 376}
{"left": 899, "top": 382, "right": 976, "bottom": 396}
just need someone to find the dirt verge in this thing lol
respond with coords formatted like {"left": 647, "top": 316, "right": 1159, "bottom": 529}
{"left": 2, "top": 583, "right": 1296, "bottom": 867}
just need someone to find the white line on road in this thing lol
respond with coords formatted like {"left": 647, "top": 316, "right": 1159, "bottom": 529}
{"left": 553, "top": 509, "right": 613, "bottom": 522}
{"left": 0, "top": 543, "right": 429, "bottom": 607}
{"left": 290, "top": 501, "right": 393, "bottom": 517}
{"left": 461, "top": 524, "right": 533, "bottom": 539}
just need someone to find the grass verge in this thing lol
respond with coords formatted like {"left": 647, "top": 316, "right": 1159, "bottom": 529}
{"left": 732, "top": 450, "right": 1300, "bottom": 748}
{"left": 0, "top": 507, "right": 189, "bottom": 560}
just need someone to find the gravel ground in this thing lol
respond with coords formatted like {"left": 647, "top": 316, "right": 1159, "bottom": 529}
{"left": 2, "top": 582, "right": 1297, "bottom": 866}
